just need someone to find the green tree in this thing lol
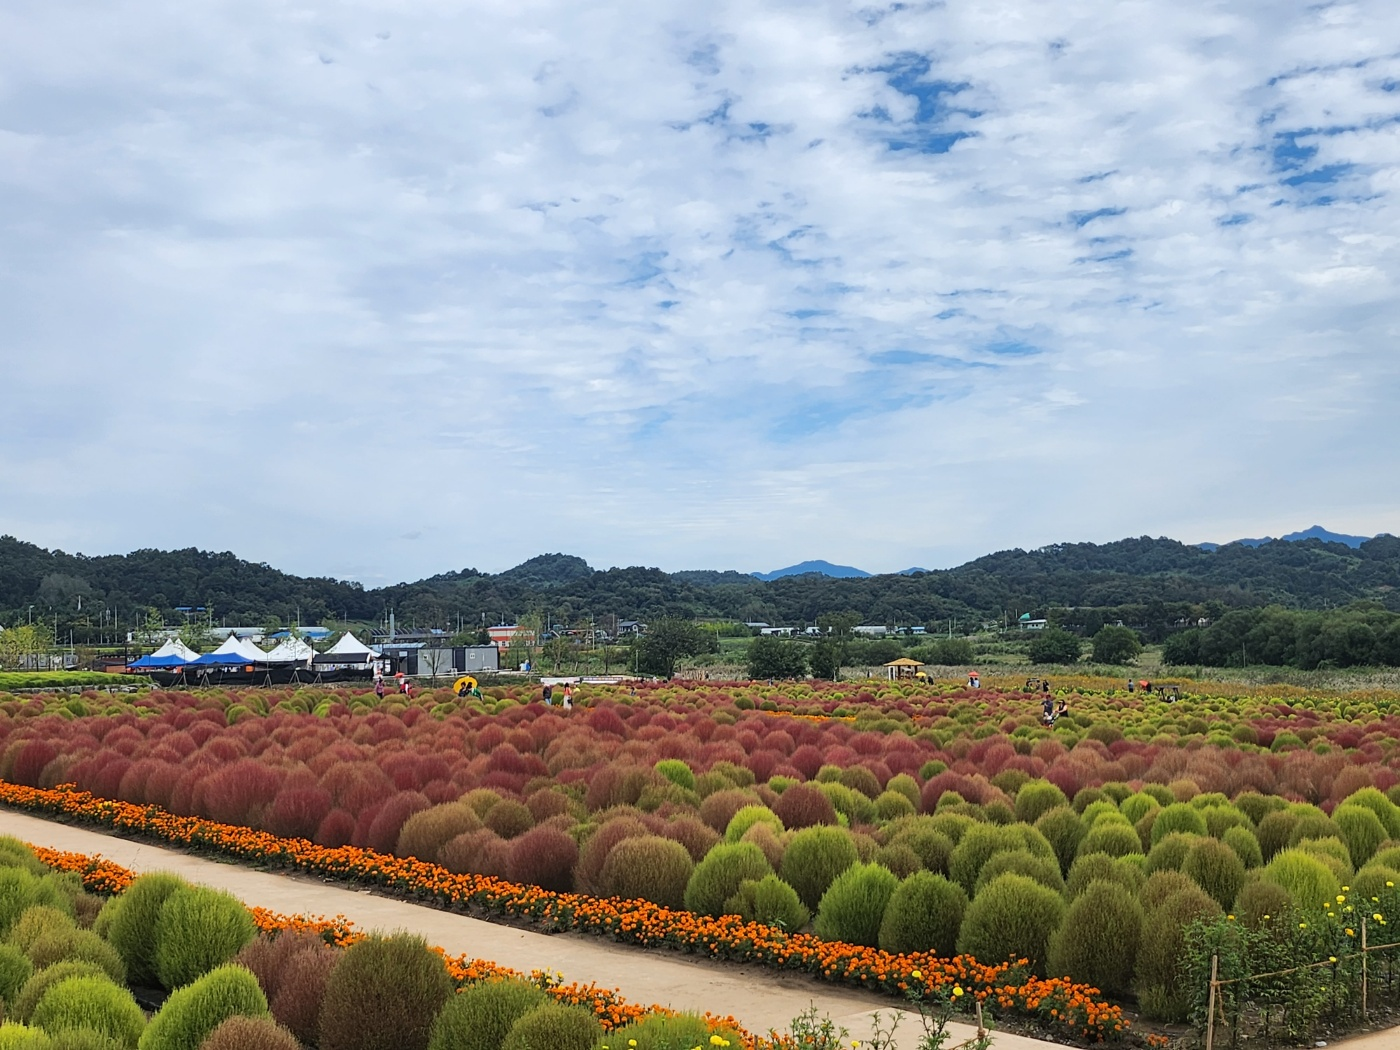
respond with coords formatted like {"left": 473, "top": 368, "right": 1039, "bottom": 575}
{"left": 1027, "top": 628, "right": 1082, "bottom": 664}
{"left": 633, "top": 619, "right": 716, "bottom": 677}
{"left": 745, "top": 636, "right": 808, "bottom": 679}
{"left": 810, "top": 613, "right": 858, "bottom": 680}
{"left": 1091, "top": 625, "right": 1142, "bottom": 665}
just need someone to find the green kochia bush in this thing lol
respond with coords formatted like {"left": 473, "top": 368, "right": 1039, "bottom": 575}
{"left": 317, "top": 934, "right": 452, "bottom": 1050}
{"left": 0, "top": 1022, "right": 53, "bottom": 1050}
{"left": 814, "top": 864, "right": 898, "bottom": 947}
{"left": 0, "top": 944, "right": 34, "bottom": 1008}
{"left": 1013, "top": 782, "right": 1068, "bottom": 825}
{"left": 1034, "top": 808, "right": 1085, "bottom": 875}
{"left": 25, "top": 930, "right": 124, "bottom": 983}
{"left": 1135, "top": 886, "right": 1221, "bottom": 1022}
{"left": 31, "top": 976, "right": 145, "bottom": 1049}
{"left": 1046, "top": 880, "right": 1143, "bottom": 997}
{"left": 1182, "top": 837, "right": 1246, "bottom": 911}
{"left": 1222, "top": 826, "right": 1263, "bottom": 869}
{"left": 723, "top": 876, "right": 809, "bottom": 931}
{"left": 427, "top": 980, "right": 548, "bottom": 1050}
{"left": 137, "top": 964, "right": 268, "bottom": 1050}
{"left": 653, "top": 760, "right": 695, "bottom": 792}
{"left": 1065, "top": 854, "right": 1144, "bottom": 901}
{"left": 683, "top": 844, "right": 772, "bottom": 917}
{"left": 956, "top": 874, "right": 1065, "bottom": 976}
{"left": 780, "top": 828, "right": 858, "bottom": 912}
{"left": 499, "top": 1004, "right": 601, "bottom": 1050}
{"left": 14, "top": 965, "right": 107, "bottom": 1024}
{"left": 1333, "top": 805, "right": 1387, "bottom": 867}
{"left": 600, "top": 1013, "right": 742, "bottom": 1050}
{"left": 1076, "top": 822, "right": 1143, "bottom": 860}
{"left": 1262, "top": 849, "right": 1342, "bottom": 912}
{"left": 102, "top": 875, "right": 187, "bottom": 988}
{"left": 153, "top": 887, "right": 256, "bottom": 990}
{"left": 1150, "top": 804, "right": 1208, "bottom": 844}
{"left": 974, "top": 850, "right": 1063, "bottom": 894}
{"left": 598, "top": 837, "right": 694, "bottom": 911}
{"left": 877, "top": 872, "right": 966, "bottom": 957}
{"left": 723, "top": 806, "right": 783, "bottom": 844}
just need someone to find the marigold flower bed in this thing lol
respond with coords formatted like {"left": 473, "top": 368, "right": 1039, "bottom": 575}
{"left": 7, "top": 782, "right": 1125, "bottom": 1040}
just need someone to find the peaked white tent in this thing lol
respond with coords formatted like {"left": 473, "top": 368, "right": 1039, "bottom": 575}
{"left": 323, "top": 633, "right": 380, "bottom": 658}
{"left": 151, "top": 638, "right": 200, "bottom": 662}
{"left": 264, "top": 636, "right": 316, "bottom": 664}
{"left": 208, "top": 634, "right": 268, "bottom": 662}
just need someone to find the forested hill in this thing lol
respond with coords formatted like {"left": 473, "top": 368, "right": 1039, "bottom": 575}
{"left": 1, "top": 533, "right": 1397, "bottom": 636}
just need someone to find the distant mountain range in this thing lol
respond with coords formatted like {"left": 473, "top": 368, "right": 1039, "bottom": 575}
{"left": 750, "top": 560, "right": 928, "bottom": 581}
{"left": 1198, "top": 525, "right": 1376, "bottom": 552}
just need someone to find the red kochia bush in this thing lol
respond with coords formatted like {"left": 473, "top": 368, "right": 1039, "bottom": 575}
{"left": 362, "top": 791, "right": 431, "bottom": 855}
{"left": 506, "top": 825, "right": 579, "bottom": 892}
{"left": 265, "top": 788, "right": 334, "bottom": 841}
{"left": 12, "top": 741, "right": 58, "bottom": 786}
{"left": 197, "top": 759, "right": 285, "bottom": 827}
{"left": 314, "top": 809, "right": 356, "bottom": 848}
{"left": 774, "top": 783, "right": 838, "bottom": 829}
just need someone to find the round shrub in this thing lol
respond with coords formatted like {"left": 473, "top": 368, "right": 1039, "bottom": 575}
{"left": 0, "top": 1023, "right": 52, "bottom": 1050}
{"left": 871, "top": 843, "right": 919, "bottom": 880}
{"left": 1287, "top": 813, "right": 1342, "bottom": 849}
{"left": 1334, "top": 805, "right": 1388, "bottom": 868}
{"left": 1139, "top": 870, "right": 1197, "bottom": 914}
{"left": 1077, "top": 821, "right": 1144, "bottom": 860}
{"left": 395, "top": 803, "right": 481, "bottom": 863}
{"left": 1046, "top": 880, "right": 1143, "bottom": 997}
{"left": 0, "top": 871, "right": 44, "bottom": 941}
{"left": 779, "top": 827, "right": 858, "bottom": 911}
{"left": 1350, "top": 863, "right": 1399, "bottom": 902}
{"left": 154, "top": 887, "right": 255, "bottom": 990}
{"left": 267, "top": 942, "right": 336, "bottom": 1046}
{"left": 46, "top": 1030, "right": 125, "bottom": 1050}
{"left": 1342, "top": 787, "right": 1400, "bottom": 838}
{"left": 1144, "top": 833, "right": 1197, "bottom": 875}
{"left": 597, "top": 837, "right": 693, "bottom": 910}
{"left": 25, "top": 931, "right": 123, "bottom": 983}
{"left": 427, "top": 979, "right": 548, "bottom": 1050}
{"left": 137, "top": 964, "right": 268, "bottom": 1050}
{"left": 684, "top": 843, "right": 773, "bottom": 917}
{"left": 897, "top": 829, "right": 954, "bottom": 875}
{"left": 698, "top": 789, "right": 761, "bottom": 834}
{"left": 573, "top": 817, "right": 649, "bottom": 896}
{"left": 974, "top": 850, "right": 1063, "bottom": 894}
{"left": 1296, "top": 837, "right": 1353, "bottom": 879}
{"left": 1183, "top": 837, "right": 1246, "bottom": 911}
{"left": 318, "top": 934, "right": 452, "bottom": 1050}
{"left": 0, "top": 944, "right": 33, "bottom": 1008}
{"left": 198, "top": 1016, "right": 300, "bottom": 1050}
{"left": 956, "top": 874, "right": 1065, "bottom": 975}
{"left": 1119, "top": 792, "right": 1160, "bottom": 825}
{"left": 724, "top": 806, "right": 783, "bottom": 844}
{"left": 948, "top": 824, "right": 1026, "bottom": 895}
{"left": 9, "top": 909, "right": 76, "bottom": 953}
{"left": 1222, "top": 826, "right": 1263, "bottom": 869}
{"left": 31, "top": 976, "right": 144, "bottom": 1049}
{"left": 13, "top": 964, "right": 107, "bottom": 1024}
{"left": 1235, "top": 879, "right": 1293, "bottom": 929}
{"left": 1014, "top": 782, "right": 1068, "bottom": 826}
{"left": 505, "top": 826, "right": 579, "bottom": 893}
{"left": 813, "top": 863, "right": 899, "bottom": 947}
{"left": 1202, "top": 806, "right": 1252, "bottom": 840}
{"left": 653, "top": 760, "right": 695, "bottom": 792}
{"left": 1135, "top": 887, "right": 1222, "bottom": 1022}
{"left": 601, "top": 1013, "right": 742, "bottom": 1050}
{"left": 1065, "top": 854, "right": 1145, "bottom": 901}
{"left": 1263, "top": 849, "right": 1342, "bottom": 912}
{"left": 1150, "top": 803, "right": 1208, "bottom": 844}
{"left": 499, "top": 1004, "right": 601, "bottom": 1050}
{"left": 723, "top": 875, "right": 809, "bottom": 931}
{"left": 1255, "top": 810, "right": 1300, "bottom": 862}
{"left": 103, "top": 874, "right": 186, "bottom": 988}
{"left": 482, "top": 800, "right": 534, "bottom": 841}
{"left": 771, "top": 783, "right": 837, "bottom": 829}
{"left": 877, "top": 872, "right": 966, "bottom": 956}
{"left": 1034, "top": 807, "right": 1085, "bottom": 875}
{"left": 874, "top": 791, "right": 915, "bottom": 822}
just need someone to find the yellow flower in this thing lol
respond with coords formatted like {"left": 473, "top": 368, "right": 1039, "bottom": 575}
{"left": 1376, "top": 913, "right": 1384, "bottom": 922}
{"left": 710, "top": 1037, "right": 729, "bottom": 1048}
{"left": 1337, "top": 895, "right": 1346, "bottom": 903}
{"left": 953, "top": 986, "right": 965, "bottom": 998}
{"left": 1300, "top": 922, "right": 1308, "bottom": 929}
{"left": 911, "top": 969, "right": 922, "bottom": 980}
{"left": 1388, "top": 881, "right": 1395, "bottom": 888}
{"left": 1346, "top": 928, "right": 1355, "bottom": 936}
{"left": 1263, "top": 914, "right": 1270, "bottom": 920}
{"left": 630, "top": 1042, "right": 637, "bottom": 1048}
{"left": 1329, "top": 957, "right": 1337, "bottom": 963}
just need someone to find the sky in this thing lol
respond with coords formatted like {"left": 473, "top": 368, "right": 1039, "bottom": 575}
{"left": 2, "top": 1, "right": 1399, "bottom": 584}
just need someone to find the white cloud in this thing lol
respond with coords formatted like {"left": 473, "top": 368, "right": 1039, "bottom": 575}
{"left": 0, "top": 0, "right": 1397, "bottom": 580}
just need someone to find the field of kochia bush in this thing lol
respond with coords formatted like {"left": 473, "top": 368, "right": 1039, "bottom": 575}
{"left": 0, "top": 836, "right": 747, "bottom": 1050}
{"left": 2, "top": 675, "right": 1400, "bottom": 1030}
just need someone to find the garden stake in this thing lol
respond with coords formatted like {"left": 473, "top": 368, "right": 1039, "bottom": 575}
{"left": 1361, "top": 918, "right": 1367, "bottom": 1020}
{"left": 1206, "top": 954, "right": 1218, "bottom": 1050}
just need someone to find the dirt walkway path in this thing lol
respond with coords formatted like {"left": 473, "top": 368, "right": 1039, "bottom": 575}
{"left": 0, "top": 810, "right": 1079, "bottom": 1050}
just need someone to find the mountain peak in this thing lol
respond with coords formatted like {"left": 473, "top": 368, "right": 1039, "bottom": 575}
{"left": 752, "top": 560, "right": 871, "bottom": 581}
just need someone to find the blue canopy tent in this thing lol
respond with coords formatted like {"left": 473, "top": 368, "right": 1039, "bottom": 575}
{"left": 128, "top": 654, "right": 193, "bottom": 670}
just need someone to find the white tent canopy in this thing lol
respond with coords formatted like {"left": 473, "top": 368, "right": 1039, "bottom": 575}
{"left": 324, "top": 632, "right": 380, "bottom": 658}
{"left": 151, "top": 638, "right": 200, "bottom": 662}
{"left": 264, "top": 637, "right": 316, "bottom": 664}
{"left": 210, "top": 634, "right": 268, "bottom": 662}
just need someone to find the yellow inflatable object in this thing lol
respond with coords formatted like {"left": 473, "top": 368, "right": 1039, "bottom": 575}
{"left": 453, "top": 675, "right": 478, "bottom": 696}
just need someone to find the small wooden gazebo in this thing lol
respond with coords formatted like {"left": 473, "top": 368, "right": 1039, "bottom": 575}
{"left": 884, "top": 656, "right": 925, "bottom": 680}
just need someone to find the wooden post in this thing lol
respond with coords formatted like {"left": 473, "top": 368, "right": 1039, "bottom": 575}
{"left": 1206, "top": 954, "right": 1219, "bottom": 1050}
{"left": 1362, "top": 918, "right": 1369, "bottom": 1020}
